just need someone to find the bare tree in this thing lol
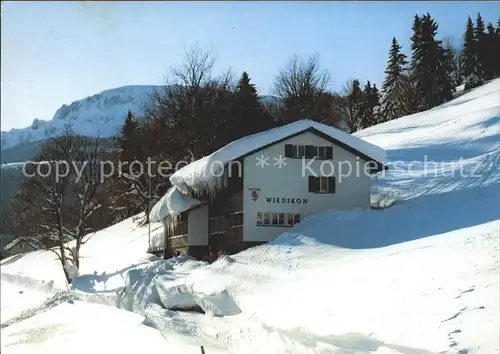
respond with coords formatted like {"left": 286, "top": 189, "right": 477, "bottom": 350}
{"left": 12, "top": 130, "right": 109, "bottom": 283}
{"left": 274, "top": 54, "right": 341, "bottom": 127}
{"left": 144, "top": 46, "right": 234, "bottom": 160}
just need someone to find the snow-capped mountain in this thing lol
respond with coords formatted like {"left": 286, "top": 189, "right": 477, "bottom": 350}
{"left": 1, "top": 86, "right": 280, "bottom": 153}
{"left": 0, "top": 85, "right": 161, "bottom": 151}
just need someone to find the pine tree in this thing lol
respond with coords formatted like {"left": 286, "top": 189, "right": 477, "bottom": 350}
{"left": 409, "top": 14, "right": 423, "bottom": 77}
{"left": 378, "top": 37, "right": 408, "bottom": 122}
{"left": 360, "top": 81, "right": 380, "bottom": 128}
{"left": 232, "top": 71, "right": 274, "bottom": 140}
{"left": 483, "top": 23, "right": 500, "bottom": 80}
{"left": 341, "top": 79, "right": 364, "bottom": 133}
{"left": 409, "top": 13, "right": 454, "bottom": 110}
{"left": 438, "top": 46, "right": 455, "bottom": 100}
{"left": 486, "top": 20, "right": 500, "bottom": 79}
{"left": 461, "top": 16, "right": 484, "bottom": 89}
{"left": 118, "top": 111, "right": 140, "bottom": 164}
{"left": 475, "top": 13, "right": 487, "bottom": 79}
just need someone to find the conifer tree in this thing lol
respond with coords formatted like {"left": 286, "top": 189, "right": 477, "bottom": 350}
{"left": 378, "top": 37, "right": 408, "bottom": 122}
{"left": 341, "top": 79, "right": 364, "bottom": 133}
{"left": 442, "top": 36, "right": 464, "bottom": 88}
{"left": 483, "top": 23, "right": 500, "bottom": 80}
{"left": 409, "top": 13, "right": 454, "bottom": 110}
{"left": 461, "top": 16, "right": 484, "bottom": 89}
{"left": 232, "top": 71, "right": 274, "bottom": 140}
{"left": 118, "top": 111, "right": 140, "bottom": 164}
{"left": 357, "top": 81, "right": 379, "bottom": 128}
{"left": 474, "top": 13, "right": 487, "bottom": 80}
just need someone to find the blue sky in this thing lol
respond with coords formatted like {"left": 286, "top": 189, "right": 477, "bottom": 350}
{"left": 1, "top": 1, "right": 498, "bottom": 131}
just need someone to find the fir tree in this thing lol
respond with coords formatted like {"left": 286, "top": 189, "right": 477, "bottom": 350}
{"left": 341, "top": 79, "right": 364, "bottom": 133}
{"left": 232, "top": 71, "right": 274, "bottom": 140}
{"left": 474, "top": 13, "right": 487, "bottom": 79}
{"left": 461, "top": 16, "right": 484, "bottom": 89}
{"left": 378, "top": 37, "right": 408, "bottom": 122}
{"left": 360, "top": 81, "right": 380, "bottom": 128}
{"left": 118, "top": 111, "right": 140, "bottom": 164}
{"left": 438, "top": 46, "right": 455, "bottom": 100}
{"left": 409, "top": 13, "right": 454, "bottom": 110}
{"left": 483, "top": 23, "right": 499, "bottom": 80}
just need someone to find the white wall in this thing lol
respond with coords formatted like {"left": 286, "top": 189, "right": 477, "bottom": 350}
{"left": 243, "top": 131, "right": 373, "bottom": 242}
{"left": 188, "top": 204, "right": 209, "bottom": 246}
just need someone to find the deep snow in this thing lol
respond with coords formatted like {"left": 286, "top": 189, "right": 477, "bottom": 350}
{"left": 1, "top": 79, "right": 500, "bottom": 353}
{"left": 149, "top": 185, "right": 202, "bottom": 223}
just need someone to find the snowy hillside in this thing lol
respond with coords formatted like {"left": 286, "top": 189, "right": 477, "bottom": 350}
{"left": 1, "top": 79, "right": 499, "bottom": 354}
{"left": 0, "top": 85, "right": 160, "bottom": 151}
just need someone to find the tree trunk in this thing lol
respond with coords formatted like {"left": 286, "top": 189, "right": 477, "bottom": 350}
{"left": 75, "top": 238, "right": 82, "bottom": 270}
{"left": 57, "top": 206, "right": 72, "bottom": 284}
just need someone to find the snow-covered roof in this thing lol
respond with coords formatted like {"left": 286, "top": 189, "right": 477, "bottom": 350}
{"left": 170, "top": 119, "right": 387, "bottom": 195}
{"left": 149, "top": 186, "right": 201, "bottom": 223}
{"left": 4, "top": 237, "right": 38, "bottom": 251}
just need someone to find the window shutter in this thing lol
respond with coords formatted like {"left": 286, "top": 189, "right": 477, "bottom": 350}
{"left": 326, "top": 146, "right": 333, "bottom": 159}
{"left": 329, "top": 176, "right": 336, "bottom": 193}
{"left": 305, "top": 145, "right": 315, "bottom": 158}
{"left": 309, "top": 176, "right": 320, "bottom": 192}
{"left": 308, "top": 176, "right": 315, "bottom": 192}
{"left": 284, "top": 144, "right": 293, "bottom": 158}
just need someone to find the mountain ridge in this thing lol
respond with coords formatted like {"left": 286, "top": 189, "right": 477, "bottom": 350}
{"left": 1, "top": 85, "right": 161, "bottom": 151}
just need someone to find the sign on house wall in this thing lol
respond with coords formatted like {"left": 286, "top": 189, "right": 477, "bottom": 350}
{"left": 264, "top": 197, "right": 308, "bottom": 204}
{"left": 249, "top": 188, "right": 261, "bottom": 201}
{"left": 248, "top": 188, "right": 308, "bottom": 204}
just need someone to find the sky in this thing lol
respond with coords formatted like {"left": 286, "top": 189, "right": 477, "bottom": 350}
{"left": 1, "top": 1, "right": 499, "bottom": 131}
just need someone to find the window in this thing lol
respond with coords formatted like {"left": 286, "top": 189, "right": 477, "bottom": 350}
{"left": 256, "top": 212, "right": 301, "bottom": 227}
{"left": 257, "top": 212, "right": 263, "bottom": 226}
{"left": 272, "top": 213, "right": 279, "bottom": 225}
{"left": 209, "top": 216, "right": 227, "bottom": 235}
{"left": 285, "top": 144, "right": 333, "bottom": 160}
{"left": 318, "top": 146, "right": 333, "bottom": 159}
{"left": 305, "top": 145, "right": 316, "bottom": 158}
{"left": 229, "top": 212, "right": 243, "bottom": 228}
{"left": 308, "top": 176, "right": 335, "bottom": 194}
{"left": 172, "top": 221, "right": 188, "bottom": 236}
{"left": 298, "top": 145, "right": 306, "bottom": 158}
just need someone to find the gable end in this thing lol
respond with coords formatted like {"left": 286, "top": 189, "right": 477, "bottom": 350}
{"left": 238, "top": 127, "right": 386, "bottom": 173}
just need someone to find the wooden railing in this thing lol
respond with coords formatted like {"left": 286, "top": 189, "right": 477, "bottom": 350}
{"left": 209, "top": 211, "right": 244, "bottom": 245}
{"left": 166, "top": 220, "right": 188, "bottom": 237}
{"left": 209, "top": 211, "right": 243, "bottom": 235}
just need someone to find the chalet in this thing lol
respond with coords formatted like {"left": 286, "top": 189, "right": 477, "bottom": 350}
{"left": 4, "top": 237, "right": 38, "bottom": 257}
{"left": 150, "top": 119, "right": 387, "bottom": 259}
